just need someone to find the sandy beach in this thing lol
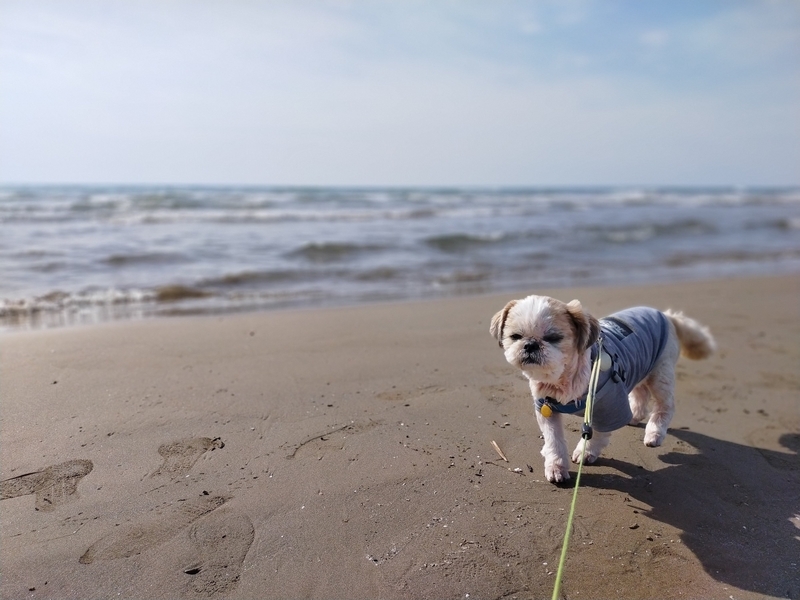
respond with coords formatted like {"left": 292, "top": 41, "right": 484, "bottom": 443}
{"left": 1, "top": 274, "right": 798, "bottom": 600}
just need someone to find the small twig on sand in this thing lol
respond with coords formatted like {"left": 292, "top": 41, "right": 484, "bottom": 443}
{"left": 484, "top": 460, "right": 525, "bottom": 474}
{"left": 491, "top": 440, "right": 509, "bottom": 462}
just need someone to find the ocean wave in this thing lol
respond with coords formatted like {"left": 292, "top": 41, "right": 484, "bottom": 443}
{"left": 200, "top": 270, "right": 307, "bottom": 287}
{"left": 424, "top": 232, "right": 507, "bottom": 252}
{"left": 779, "top": 217, "right": 800, "bottom": 231}
{"left": 0, "top": 285, "right": 215, "bottom": 327}
{"left": 71, "top": 207, "right": 443, "bottom": 226}
{"left": 29, "top": 261, "right": 69, "bottom": 273}
{"left": 103, "top": 252, "right": 189, "bottom": 267}
{"left": 354, "top": 267, "right": 404, "bottom": 282}
{"left": 286, "top": 242, "right": 387, "bottom": 263}
{"left": 3, "top": 186, "right": 798, "bottom": 227}
{"left": 433, "top": 270, "right": 491, "bottom": 285}
{"left": 0, "top": 288, "right": 155, "bottom": 319}
{"left": 154, "top": 285, "right": 211, "bottom": 302}
{"left": 587, "top": 219, "right": 716, "bottom": 244}
{"left": 664, "top": 248, "right": 800, "bottom": 267}
{"left": 0, "top": 284, "right": 344, "bottom": 330}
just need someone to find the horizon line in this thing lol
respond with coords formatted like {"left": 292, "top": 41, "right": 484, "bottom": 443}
{"left": 2, "top": 182, "right": 798, "bottom": 191}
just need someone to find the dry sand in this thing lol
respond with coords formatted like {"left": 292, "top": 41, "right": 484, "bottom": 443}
{"left": 1, "top": 275, "right": 798, "bottom": 600}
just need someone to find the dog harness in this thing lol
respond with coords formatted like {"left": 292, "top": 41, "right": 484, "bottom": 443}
{"left": 534, "top": 307, "right": 670, "bottom": 432}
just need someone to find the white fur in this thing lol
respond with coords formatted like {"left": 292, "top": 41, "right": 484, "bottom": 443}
{"left": 491, "top": 296, "right": 715, "bottom": 483}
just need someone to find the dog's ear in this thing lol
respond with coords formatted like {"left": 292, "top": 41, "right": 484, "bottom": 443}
{"left": 566, "top": 300, "right": 600, "bottom": 351}
{"left": 490, "top": 300, "right": 517, "bottom": 347}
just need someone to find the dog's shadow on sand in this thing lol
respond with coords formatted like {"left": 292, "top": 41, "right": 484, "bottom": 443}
{"left": 582, "top": 427, "right": 800, "bottom": 599}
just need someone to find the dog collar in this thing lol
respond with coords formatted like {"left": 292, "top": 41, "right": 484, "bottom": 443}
{"left": 535, "top": 346, "right": 613, "bottom": 418}
{"left": 535, "top": 396, "right": 585, "bottom": 418}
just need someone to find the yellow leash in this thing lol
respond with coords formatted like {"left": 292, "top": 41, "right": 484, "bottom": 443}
{"left": 551, "top": 337, "right": 603, "bottom": 600}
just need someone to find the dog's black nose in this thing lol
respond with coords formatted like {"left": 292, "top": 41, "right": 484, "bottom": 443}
{"left": 524, "top": 340, "right": 540, "bottom": 353}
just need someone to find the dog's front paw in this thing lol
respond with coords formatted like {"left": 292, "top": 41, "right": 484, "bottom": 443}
{"left": 544, "top": 459, "right": 570, "bottom": 483}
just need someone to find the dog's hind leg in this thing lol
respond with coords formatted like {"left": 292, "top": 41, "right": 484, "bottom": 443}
{"left": 641, "top": 361, "right": 678, "bottom": 447}
{"left": 642, "top": 332, "right": 680, "bottom": 447}
{"left": 628, "top": 384, "right": 651, "bottom": 425}
{"left": 643, "top": 385, "right": 674, "bottom": 447}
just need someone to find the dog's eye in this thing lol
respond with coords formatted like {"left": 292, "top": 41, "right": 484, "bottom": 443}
{"left": 542, "top": 333, "right": 564, "bottom": 344}
{"left": 509, "top": 333, "right": 523, "bottom": 341}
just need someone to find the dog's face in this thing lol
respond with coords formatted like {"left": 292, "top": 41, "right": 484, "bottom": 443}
{"left": 490, "top": 295, "right": 600, "bottom": 383}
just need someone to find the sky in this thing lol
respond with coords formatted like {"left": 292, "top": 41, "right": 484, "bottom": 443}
{"left": 1, "top": 0, "right": 798, "bottom": 187}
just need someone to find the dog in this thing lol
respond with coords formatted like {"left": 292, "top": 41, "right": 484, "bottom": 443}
{"left": 490, "top": 295, "right": 715, "bottom": 483}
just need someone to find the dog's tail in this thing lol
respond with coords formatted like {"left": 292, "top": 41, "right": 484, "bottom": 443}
{"left": 665, "top": 310, "right": 716, "bottom": 360}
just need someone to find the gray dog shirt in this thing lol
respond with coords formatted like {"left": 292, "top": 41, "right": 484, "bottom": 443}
{"left": 534, "top": 307, "right": 670, "bottom": 432}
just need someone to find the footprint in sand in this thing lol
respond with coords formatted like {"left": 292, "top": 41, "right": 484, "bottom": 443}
{"left": 182, "top": 510, "right": 255, "bottom": 597}
{"left": 0, "top": 459, "right": 93, "bottom": 512}
{"left": 152, "top": 437, "right": 224, "bottom": 478}
{"left": 79, "top": 494, "right": 227, "bottom": 564}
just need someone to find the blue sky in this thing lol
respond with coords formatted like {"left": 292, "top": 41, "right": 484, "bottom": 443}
{"left": 1, "top": 1, "right": 798, "bottom": 186}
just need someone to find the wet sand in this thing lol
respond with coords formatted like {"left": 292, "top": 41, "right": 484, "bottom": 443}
{"left": 1, "top": 275, "right": 798, "bottom": 599}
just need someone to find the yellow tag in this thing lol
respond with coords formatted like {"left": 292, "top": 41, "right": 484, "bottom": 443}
{"left": 540, "top": 404, "right": 553, "bottom": 418}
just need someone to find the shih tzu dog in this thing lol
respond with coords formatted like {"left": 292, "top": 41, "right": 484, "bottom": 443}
{"left": 490, "top": 295, "right": 715, "bottom": 483}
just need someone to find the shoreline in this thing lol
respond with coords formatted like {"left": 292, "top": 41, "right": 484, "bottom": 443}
{"left": 2, "top": 274, "right": 798, "bottom": 599}
{"left": 4, "top": 269, "right": 799, "bottom": 336}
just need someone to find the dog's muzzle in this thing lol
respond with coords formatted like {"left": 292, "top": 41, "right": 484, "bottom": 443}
{"left": 520, "top": 340, "right": 543, "bottom": 365}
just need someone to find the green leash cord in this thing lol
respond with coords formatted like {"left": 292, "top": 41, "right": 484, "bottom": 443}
{"left": 551, "top": 337, "right": 603, "bottom": 600}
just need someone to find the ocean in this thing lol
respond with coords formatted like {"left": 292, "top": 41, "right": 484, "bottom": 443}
{"left": 1, "top": 185, "right": 799, "bottom": 331}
